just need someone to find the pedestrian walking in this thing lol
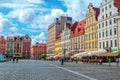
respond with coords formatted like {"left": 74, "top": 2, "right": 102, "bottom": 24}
{"left": 61, "top": 58, "right": 64, "bottom": 65}
{"left": 99, "top": 59, "right": 102, "bottom": 65}
{"left": 12, "top": 57, "right": 15, "bottom": 63}
{"left": 116, "top": 57, "right": 119, "bottom": 67}
{"left": 16, "top": 57, "right": 19, "bottom": 63}
{"left": 108, "top": 58, "right": 111, "bottom": 67}
{"left": 75, "top": 58, "right": 78, "bottom": 63}
{"left": 119, "top": 57, "right": 120, "bottom": 66}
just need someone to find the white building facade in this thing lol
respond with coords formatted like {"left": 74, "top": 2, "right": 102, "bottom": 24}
{"left": 61, "top": 22, "right": 72, "bottom": 54}
{"left": 98, "top": 0, "right": 118, "bottom": 52}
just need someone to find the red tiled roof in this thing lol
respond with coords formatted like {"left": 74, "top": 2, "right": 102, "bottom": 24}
{"left": 78, "top": 19, "right": 86, "bottom": 28}
{"left": 93, "top": 7, "right": 100, "bottom": 20}
{"left": 7, "top": 36, "right": 14, "bottom": 40}
{"left": 71, "top": 22, "right": 78, "bottom": 31}
{"left": 70, "top": 19, "right": 86, "bottom": 38}
{"left": 114, "top": 0, "right": 120, "bottom": 12}
{"left": 35, "top": 43, "right": 47, "bottom": 47}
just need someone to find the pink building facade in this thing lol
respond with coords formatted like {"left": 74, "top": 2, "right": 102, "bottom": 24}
{"left": 0, "top": 36, "right": 6, "bottom": 55}
{"left": 22, "top": 34, "right": 31, "bottom": 59}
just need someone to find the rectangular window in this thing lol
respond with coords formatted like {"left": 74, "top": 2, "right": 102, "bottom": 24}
{"left": 109, "top": 5, "right": 111, "bottom": 8}
{"left": 115, "top": 40, "right": 117, "bottom": 47}
{"left": 105, "top": 6, "right": 107, "bottom": 10}
{"left": 106, "top": 30, "right": 108, "bottom": 36}
{"left": 106, "top": 41, "right": 108, "bottom": 48}
{"left": 114, "top": 18, "right": 116, "bottom": 23}
{"left": 109, "top": 12, "right": 112, "bottom": 16}
{"left": 110, "top": 40, "right": 112, "bottom": 47}
{"left": 102, "top": 22, "right": 104, "bottom": 27}
{"left": 106, "top": 14, "right": 108, "bottom": 18}
{"left": 103, "top": 42, "right": 105, "bottom": 48}
{"left": 102, "top": 32, "right": 104, "bottom": 37}
{"left": 99, "top": 42, "right": 101, "bottom": 48}
{"left": 92, "top": 42, "right": 94, "bottom": 48}
{"left": 114, "top": 28, "right": 117, "bottom": 35}
{"left": 106, "top": 21, "right": 108, "bottom": 26}
{"left": 102, "top": 15, "right": 104, "bottom": 19}
{"left": 110, "top": 29, "right": 112, "bottom": 35}
{"left": 99, "top": 32, "right": 101, "bottom": 38}
{"left": 78, "top": 37, "right": 80, "bottom": 42}
{"left": 109, "top": 19, "right": 112, "bottom": 25}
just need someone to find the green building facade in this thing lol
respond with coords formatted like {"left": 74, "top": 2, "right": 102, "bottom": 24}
{"left": 6, "top": 38, "right": 14, "bottom": 58}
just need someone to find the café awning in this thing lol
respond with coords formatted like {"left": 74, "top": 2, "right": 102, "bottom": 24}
{"left": 71, "top": 52, "right": 88, "bottom": 58}
{"left": 100, "top": 53, "right": 119, "bottom": 57}
{"left": 88, "top": 50, "right": 107, "bottom": 56}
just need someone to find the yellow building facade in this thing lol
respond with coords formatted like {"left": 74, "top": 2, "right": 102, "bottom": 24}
{"left": 85, "top": 3, "right": 99, "bottom": 51}
{"left": 55, "top": 35, "right": 62, "bottom": 55}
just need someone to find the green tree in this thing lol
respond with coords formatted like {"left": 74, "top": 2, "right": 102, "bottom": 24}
{"left": 40, "top": 53, "right": 47, "bottom": 59}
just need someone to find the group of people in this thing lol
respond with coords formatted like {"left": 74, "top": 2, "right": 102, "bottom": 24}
{"left": 60, "top": 58, "right": 78, "bottom": 65}
{"left": 60, "top": 57, "right": 120, "bottom": 66}
{"left": 12, "top": 57, "right": 19, "bottom": 63}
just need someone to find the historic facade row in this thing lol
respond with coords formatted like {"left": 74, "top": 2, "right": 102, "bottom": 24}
{"left": 47, "top": 0, "right": 120, "bottom": 57}
{"left": 0, "top": 34, "right": 31, "bottom": 58}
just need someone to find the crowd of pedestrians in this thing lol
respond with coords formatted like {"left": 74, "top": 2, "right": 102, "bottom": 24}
{"left": 59, "top": 57, "right": 120, "bottom": 67}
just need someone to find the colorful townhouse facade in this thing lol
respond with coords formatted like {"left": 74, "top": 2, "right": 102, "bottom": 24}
{"left": 61, "top": 22, "right": 72, "bottom": 56}
{"left": 46, "top": 0, "right": 120, "bottom": 59}
{"left": 22, "top": 34, "right": 31, "bottom": 59}
{"left": 47, "top": 16, "right": 72, "bottom": 55}
{"left": 14, "top": 36, "right": 23, "bottom": 57}
{"left": 0, "top": 36, "right": 6, "bottom": 55}
{"left": 114, "top": 0, "right": 120, "bottom": 52}
{"left": 47, "top": 19, "right": 61, "bottom": 54}
{"left": 98, "top": 0, "right": 119, "bottom": 53}
{"left": 55, "top": 33, "right": 62, "bottom": 55}
{"left": 6, "top": 36, "right": 14, "bottom": 58}
{"left": 70, "top": 19, "right": 86, "bottom": 54}
{"left": 85, "top": 3, "right": 100, "bottom": 52}
{"left": 31, "top": 43, "right": 47, "bottom": 58}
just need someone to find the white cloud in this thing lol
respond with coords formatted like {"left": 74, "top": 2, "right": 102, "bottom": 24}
{"left": 31, "top": 8, "right": 65, "bottom": 29}
{"left": 7, "top": 8, "right": 35, "bottom": 24}
{"left": 27, "top": 0, "right": 44, "bottom": 4}
{"left": 0, "top": 0, "right": 44, "bottom": 9}
{"left": 61, "top": 0, "right": 102, "bottom": 21}
{"left": 0, "top": 3, "right": 35, "bottom": 9}
{"left": 0, "top": 18, "right": 13, "bottom": 33}
{"left": 0, "top": 13, "right": 17, "bottom": 34}
{"left": 19, "top": 9, "right": 35, "bottom": 23}
{"left": 21, "top": 28, "right": 40, "bottom": 32}
{"left": 6, "top": 9, "right": 20, "bottom": 18}
{"left": 51, "top": 9, "right": 65, "bottom": 17}
{"left": 10, "top": 27, "right": 18, "bottom": 35}
{"left": 32, "top": 32, "right": 47, "bottom": 45}
{"left": 0, "top": 18, "right": 12, "bottom": 27}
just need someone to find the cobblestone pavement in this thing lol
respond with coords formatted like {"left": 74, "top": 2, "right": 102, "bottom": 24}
{"left": 47, "top": 61, "right": 120, "bottom": 80}
{"left": 0, "top": 60, "right": 120, "bottom": 80}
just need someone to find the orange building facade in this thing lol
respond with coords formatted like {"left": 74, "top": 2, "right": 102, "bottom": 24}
{"left": 32, "top": 43, "right": 47, "bottom": 58}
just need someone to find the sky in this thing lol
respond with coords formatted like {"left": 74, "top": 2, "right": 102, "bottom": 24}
{"left": 0, "top": 0, "right": 102, "bottom": 45}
